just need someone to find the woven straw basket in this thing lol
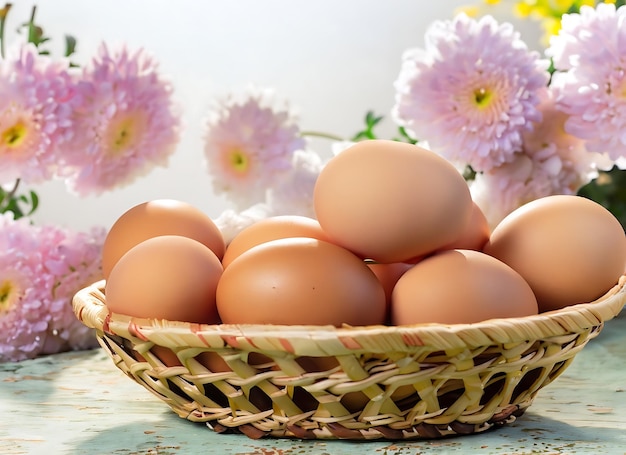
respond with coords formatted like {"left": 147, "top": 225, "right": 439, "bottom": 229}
{"left": 73, "top": 275, "right": 626, "bottom": 441}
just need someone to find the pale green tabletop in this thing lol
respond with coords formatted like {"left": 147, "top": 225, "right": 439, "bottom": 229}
{"left": 2, "top": 315, "right": 626, "bottom": 455}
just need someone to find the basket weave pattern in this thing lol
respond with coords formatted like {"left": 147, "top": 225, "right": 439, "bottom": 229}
{"left": 73, "top": 276, "right": 626, "bottom": 440}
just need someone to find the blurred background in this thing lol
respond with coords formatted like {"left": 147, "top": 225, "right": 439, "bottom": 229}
{"left": 3, "top": 0, "right": 542, "bottom": 231}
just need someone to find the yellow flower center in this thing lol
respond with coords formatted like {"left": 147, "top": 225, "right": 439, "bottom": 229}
{"left": 0, "top": 279, "right": 17, "bottom": 314}
{"left": 104, "top": 112, "right": 147, "bottom": 156}
{"left": 473, "top": 88, "right": 493, "bottom": 108}
{"left": 114, "top": 123, "right": 132, "bottom": 148}
{"left": 605, "top": 71, "right": 626, "bottom": 98}
{"left": 1, "top": 121, "right": 28, "bottom": 149}
{"left": 229, "top": 149, "right": 249, "bottom": 173}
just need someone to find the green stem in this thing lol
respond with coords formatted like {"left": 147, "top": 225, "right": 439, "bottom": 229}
{"left": 4, "top": 178, "right": 20, "bottom": 201}
{"left": 27, "top": 4, "right": 36, "bottom": 44}
{"left": 301, "top": 131, "right": 346, "bottom": 142}
{"left": 0, "top": 3, "right": 12, "bottom": 59}
{"left": 0, "top": 178, "right": 20, "bottom": 213}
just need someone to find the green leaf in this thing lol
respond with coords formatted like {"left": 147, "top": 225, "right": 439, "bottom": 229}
{"left": 393, "top": 126, "right": 418, "bottom": 144}
{"left": 64, "top": 34, "right": 77, "bottom": 57}
{"left": 614, "top": 0, "right": 626, "bottom": 9}
{"left": 0, "top": 185, "right": 40, "bottom": 220}
{"left": 547, "top": 58, "right": 556, "bottom": 78}
{"left": 577, "top": 166, "right": 626, "bottom": 231}
{"left": 365, "top": 111, "right": 384, "bottom": 129}
{"left": 462, "top": 165, "right": 477, "bottom": 182}
{"left": 27, "top": 190, "right": 39, "bottom": 216}
{"left": 18, "top": 6, "right": 51, "bottom": 54}
{"left": 350, "top": 110, "right": 384, "bottom": 142}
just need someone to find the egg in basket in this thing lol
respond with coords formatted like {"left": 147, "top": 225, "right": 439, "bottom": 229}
{"left": 73, "top": 140, "right": 626, "bottom": 440}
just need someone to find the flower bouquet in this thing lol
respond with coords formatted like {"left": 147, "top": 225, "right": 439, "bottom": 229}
{"left": 205, "top": 2, "right": 626, "bottom": 241}
{"left": 4, "top": 0, "right": 626, "bottom": 369}
{"left": 0, "top": 4, "right": 180, "bottom": 362}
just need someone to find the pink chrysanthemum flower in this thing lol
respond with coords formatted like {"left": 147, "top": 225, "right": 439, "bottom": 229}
{"left": 0, "top": 213, "right": 105, "bottom": 362}
{"left": 0, "top": 213, "right": 52, "bottom": 362}
{"left": 547, "top": 4, "right": 626, "bottom": 159}
{"left": 471, "top": 90, "right": 601, "bottom": 227}
{"left": 203, "top": 88, "right": 307, "bottom": 211}
{"left": 0, "top": 43, "right": 74, "bottom": 185}
{"left": 547, "top": 3, "right": 624, "bottom": 72}
{"left": 62, "top": 43, "right": 180, "bottom": 196}
{"left": 393, "top": 13, "right": 550, "bottom": 171}
{"left": 38, "top": 225, "right": 105, "bottom": 354}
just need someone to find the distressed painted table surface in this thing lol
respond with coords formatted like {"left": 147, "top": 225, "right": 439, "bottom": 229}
{"left": 2, "top": 315, "right": 626, "bottom": 455}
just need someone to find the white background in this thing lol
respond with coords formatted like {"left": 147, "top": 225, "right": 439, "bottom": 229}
{"left": 4, "top": 0, "right": 534, "bottom": 231}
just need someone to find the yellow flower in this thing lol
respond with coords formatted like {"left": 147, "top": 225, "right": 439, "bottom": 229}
{"left": 514, "top": 0, "right": 596, "bottom": 19}
{"left": 458, "top": 5, "right": 482, "bottom": 17}
{"left": 473, "top": 0, "right": 615, "bottom": 44}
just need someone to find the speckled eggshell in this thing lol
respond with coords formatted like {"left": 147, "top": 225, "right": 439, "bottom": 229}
{"left": 313, "top": 140, "right": 473, "bottom": 263}
{"left": 105, "top": 235, "right": 223, "bottom": 324}
{"left": 216, "top": 237, "right": 386, "bottom": 327}
{"left": 222, "top": 215, "right": 330, "bottom": 268}
{"left": 483, "top": 195, "right": 626, "bottom": 312}
{"left": 391, "top": 249, "right": 538, "bottom": 325}
{"left": 102, "top": 199, "right": 225, "bottom": 279}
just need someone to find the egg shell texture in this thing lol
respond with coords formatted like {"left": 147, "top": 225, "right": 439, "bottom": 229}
{"left": 391, "top": 249, "right": 538, "bottom": 325}
{"left": 439, "top": 202, "right": 491, "bottom": 252}
{"left": 222, "top": 215, "right": 330, "bottom": 268}
{"left": 483, "top": 195, "right": 626, "bottom": 312}
{"left": 313, "top": 140, "right": 473, "bottom": 263}
{"left": 102, "top": 199, "right": 225, "bottom": 279}
{"left": 216, "top": 237, "right": 387, "bottom": 326}
{"left": 367, "top": 261, "right": 413, "bottom": 317}
{"left": 105, "top": 235, "right": 223, "bottom": 324}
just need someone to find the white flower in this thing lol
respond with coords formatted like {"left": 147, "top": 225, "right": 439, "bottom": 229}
{"left": 266, "top": 149, "right": 324, "bottom": 218}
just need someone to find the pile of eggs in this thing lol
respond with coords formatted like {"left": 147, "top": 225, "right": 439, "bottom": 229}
{"left": 103, "top": 140, "right": 626, "bottom": 328}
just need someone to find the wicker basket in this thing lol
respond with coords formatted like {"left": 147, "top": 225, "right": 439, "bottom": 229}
{"left": 73, "top": 275, "right": 626, "bottom": 440}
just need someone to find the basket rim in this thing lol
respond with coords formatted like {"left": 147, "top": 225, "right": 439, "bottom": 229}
{"left": 73, "top": 275, "right": 626, "bottom": 355}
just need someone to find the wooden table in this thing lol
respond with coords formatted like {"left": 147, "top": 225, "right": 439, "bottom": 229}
{"left": 2, "top": 314, "right": 626, "bottom": 455}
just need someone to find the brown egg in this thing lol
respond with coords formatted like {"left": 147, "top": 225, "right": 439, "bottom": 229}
{"left": 105, "top": 235, "right": 223, "bottom": 323}
{"left": 391, "top": 249, "right": 538, "bottom": 325}
{"left": 341, "top": 391, "right": 371, "bottom": 413}
{"left": 102, "top": 199, "right": 225, "bottom": 279}
{"left": 216, "top": 237, "right": 386, "bottom": 326}
{"left": 440, "top": 202, "right": 491, "bottom": 252}
{"left": 366, "top": 262, "right": 413, "bottom": 314}
{"left": 196, "top": 351, "right": 232, "bottom": 372}
{"left": 222, "top": 215, "right": 330, "bottom": 268}
{"left": 151, "top": 346, "right": 182, "bottom": 366}
{"left": 313, "top": 140, "right": 473, "bottom": 263}
{"left": 483, "top": 195, "right": 626, "bottom": 312}
{"left": 295, "top": 356, "right": 340, "bottom": 373}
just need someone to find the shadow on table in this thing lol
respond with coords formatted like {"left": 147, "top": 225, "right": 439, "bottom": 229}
{"left": 0, "top": 353, "right": 71, "bottom": 403}
{"left": 70, "top": 409, "right": 625, "bottom": 455}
